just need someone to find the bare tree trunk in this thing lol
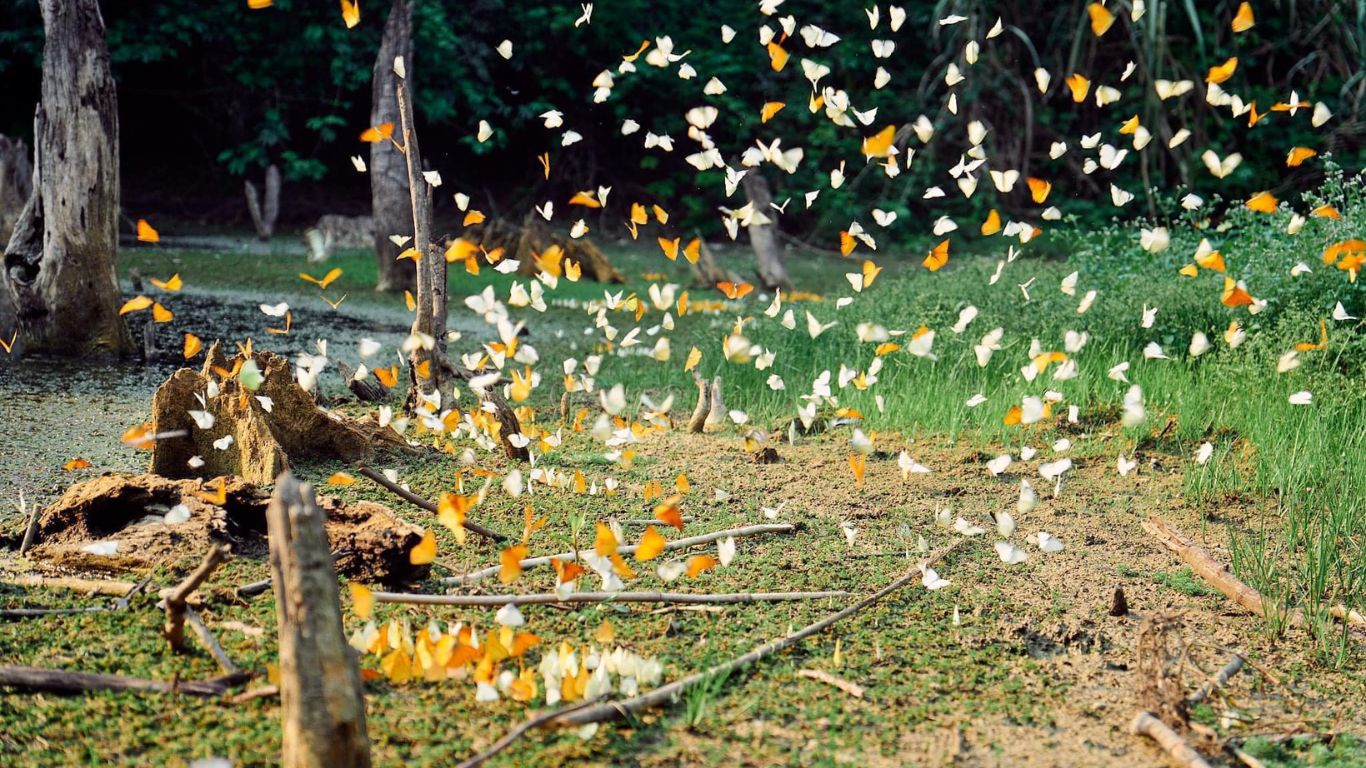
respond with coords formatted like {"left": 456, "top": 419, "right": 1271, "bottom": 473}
{"left": 395, "top": 81, "right": 446, "bottom": 404}
{"left": 1, "top": 0, "right": 132, "bottom": 356}
{"left": 267, "top": 474, "right": 372, "bottom": 768}
{"left": 369, "top": 0, "right": 416, "bottom": 294}
{"left": 245, "top": 163, "right": 281, "bottom": 241}
{"left": 741, "top": 171, "right": 794, "bottom": 293}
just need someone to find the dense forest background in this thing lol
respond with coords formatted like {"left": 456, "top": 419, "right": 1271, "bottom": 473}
{"left": 0, "top": 0, "right": 1361, "bottom": 246}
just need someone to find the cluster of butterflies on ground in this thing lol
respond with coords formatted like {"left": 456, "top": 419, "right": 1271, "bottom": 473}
{"left": 100, "top": 0, "right": 1365, "bottom": 696}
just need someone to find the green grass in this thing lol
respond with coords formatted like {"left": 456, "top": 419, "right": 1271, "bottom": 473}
{"left": 7, "top": 175, "right": 1363, "bottom": 765}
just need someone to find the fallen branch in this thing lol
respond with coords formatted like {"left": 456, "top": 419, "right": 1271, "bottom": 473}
{"left": 441, "top": 523, "right": 797, "bottom": 585}
{"left": 1, "top": 605, "right": 111, "bottom": 620}
{"left": 1143, "top": 518, "right": 1365, "bottom": 629}
{"left": 163, "top": 544, "right": 231, "bottom": 650}
{"left": 355, "top": 465, "right": 505, "bottom": 542}
{"left": 0, "top": 665, "right": 251, "bottom": 697}
{"left": 230, "top": 684, "right": 280, "bottom": 704}
{"left": 454, "top": 695, "right": 607, "bottom": 768}
{"left": 549, "top": 537, "right": 968, "bottom": 727}
{"left": 372, "top": 589, "right": 848, "bottom": 608}
{"left": 185, "top": 606, "right": 239, "bottom": 675}
{"left": 1131, "top": 711, "right": 1212, "bottom": 768}
{"left": 796, "top": 669, "right": 865, "bottom": 698}
{"left": 1189, "top": 652, "right": 1246, "bottom": 705}
{"left": 1, "top": 575, "right": 138, "bottom": 597}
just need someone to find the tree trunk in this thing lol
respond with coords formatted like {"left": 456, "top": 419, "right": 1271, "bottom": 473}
{"left": 267, "top": 474, "right": 372, "bottom": 768}
{"left": 369, "top": 0, "right": 415, "bottom": 294}
{"left": 1, "top": 0, "right": 132, "bottom": 356}
{"left": 245, "top": 163, "right": 281, "bottom": 241}
{"left": 740, "top": 171, "right": 794, "bottom": 293}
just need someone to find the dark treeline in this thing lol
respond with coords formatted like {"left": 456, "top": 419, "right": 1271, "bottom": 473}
{"left": 0, "top": 0, "right": 1361, "bottom": 243}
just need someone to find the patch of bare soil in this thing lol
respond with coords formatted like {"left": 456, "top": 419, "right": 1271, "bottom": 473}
{"left": 27, "top": 472, "right": 426, "bottom": 585}
{"left": 616, "top": 430, "right": 1365, "bottom": 767}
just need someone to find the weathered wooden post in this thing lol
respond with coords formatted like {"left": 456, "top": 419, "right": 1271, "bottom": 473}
{"left": 266, "top": 473, "right": 371, "bottom": 768}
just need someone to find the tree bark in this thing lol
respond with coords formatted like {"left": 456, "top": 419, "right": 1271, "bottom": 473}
{"left": 0, "top": 135, "right": 32, "bottom": 244}
{"left": 1, "top": 0, "right": 132, "bottom": 356}
{"left": 740, "top": 171, "right": 794, "bottom": 293}
{"left": 369, "top": 0, "right": 416, "bottom": 293}
{"left": 267, "top": 474, "right": 372, "bottom": 768}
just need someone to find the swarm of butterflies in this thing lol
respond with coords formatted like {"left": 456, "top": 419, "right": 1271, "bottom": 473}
{"left": 100, "top": 0, "right": 1364, "bottom": 699}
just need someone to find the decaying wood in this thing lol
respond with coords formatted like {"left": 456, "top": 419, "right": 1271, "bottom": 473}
{"left": 371, "top": 589, "right": 848, "bottom": 608}
{"left": 740, "top": 171, "right": 794, "bottom": 293}
{"left": 185, "top": 606, "right": 239, "bottom": 675}
{"left": 442, "top": 522, "right": 797, "bottom": 585}
{"left": 689, "top": 233, "right": 740, "bottom": 287}
{"left": 18, "top": 490, "right": 40, "bottom": 554}
{"left": 1, "top": 605, "right": 112, "bottom": 620}
{"left": 267, "top": 474, "right": 372, "bottom": 767}
{"left": 163, "top": 543, "right": 230, "bottom": 650}
{"left": 338, "top": 360, "right": 388, "bottom": 403}
{"left": 393, "top": 78, "right": 527, "bottom": 462}
{"left": 245, "top": 164, "right": 281, "bottom": 241}
{"left": 796, "top": 669, "right": 865, "bottom": 698}
{"left": 0, "top": 134, "right": 32, "bottom": 244}
{"left": 704, "top": 376, "right": 726, "bottom": 431}
{"left": 1, "top": 0, "right": 133, "bottom": 356}
{"left": 1131, "top": 711, "right": 1213, "bottom": 768}
{"left": 369, "top": 0, "right": 416, "bottom": 293}
{"left": 2, "top": 574, "right": 152, "bottom": 620}
{"left": 547, "top": 537, "right": 969, "bottom": 727}
{"left": 231, "top": 684, "right": 280, "bottom": 704}
{"left": 687, "top": 371, "right": 709, "bottom": 433}
{"left": 354, "top": 465, "right": 505, "bottom": 542}
{"left": 1144, "top": 518, "right": 1365, "bottom": 629}
{"left": 1188, "top": 652, "right": 1246, "bottom": 705}
{"left": 0, "top": 665, "right": 251, "bottom": 697}
{"left": 453, "top": 695, "right": 607, "bottom": 768}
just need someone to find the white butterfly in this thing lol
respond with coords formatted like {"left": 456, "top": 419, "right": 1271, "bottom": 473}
{"left": 1201, "top": 150, "right": 1242, "bottom": 178}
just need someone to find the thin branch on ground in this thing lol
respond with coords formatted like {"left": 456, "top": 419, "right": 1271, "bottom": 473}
{"left": 355, "top": 464, "right": 506, "bottom": 542}
{"left": 442, "top": 523, "right": 797, "bottom": 585}
{"left": 1131, "top": 711, "right": 1212, "bottom": 768}
{"left": 0, "top": 666, "right": 252, "bottom": 697}
{"left": 371, "top": 589, "right": 849, "bottom": 608}
{"left": 547, "top": 537, "right": 969, "bottom": 727}
{"left": 1188, "top": 652, "right": 1246, "bottom": 705}
{"left": 453, "top": 695, "right": 607, "bottom": 768}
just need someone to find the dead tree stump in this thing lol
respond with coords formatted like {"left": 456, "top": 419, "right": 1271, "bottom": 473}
{"left": 267, "top": 474, "right": 372, "bottom": 768}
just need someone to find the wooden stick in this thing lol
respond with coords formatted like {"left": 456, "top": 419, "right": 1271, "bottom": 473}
{"left": 548, "top": 537, "right": 969, "bottom": 727}
{"left": 355, "top": 465, "right": 505, "bottom": 542}
{"left": 1, "top": 575, "right": 138, "bottom": 597}
{"left": 1, "top": 605, "right": 111, "bottom": 620}
{"left": 0, "top": 665, "right": 251, "bottom": 697}
{"left": 18, "top": 490, "right": 41, "bottom": 554}
{"left": 163, "top": 544, "right": 230, "bottom": 650}
{"left": 1131, "top": 711, "right": 1212, "bottom": 768}
{"left": 1189, "top": 652, "right": 1246, "bottom": 705}
{"left": 453, "top": 695, "right": 607, "bottom": 768}
{"left": 796, "top": 669, "right": 865, "bottom": 698}
{"left": 372, "top": 589, "right": 848, "bottom": 608}
{"left": 441, "top": 523, "right": 797, "bottom": 585}
{"left": 185, "top": 606, "right": 239, "bottom": 675}
{"left": 1143, "top": 518, "right": 1365, "bottom": 629}
{"left": 267, "top": 473, "right": 372, "bottom": 767}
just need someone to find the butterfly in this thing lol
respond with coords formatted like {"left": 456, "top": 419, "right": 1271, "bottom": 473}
{"left": 300, "top": 267, "right": 342, "bottom": 289}
{"left": 717, "top": 281, "right": 754, "bottom": 300}
{"left": 136, "top": 219, "right": 159, "bottom": 243}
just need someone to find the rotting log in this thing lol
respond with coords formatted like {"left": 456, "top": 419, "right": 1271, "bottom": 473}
{"left": 267, "top": 474, "right": 372, "bottom": 768}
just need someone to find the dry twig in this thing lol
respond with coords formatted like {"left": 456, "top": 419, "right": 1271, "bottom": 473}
{"left": 0, "top": 665, "right": 251, "bottom": 697}
{"left": 355, "top": 464, "right": 505, "bottom": 542}
{"left": 796, "top": 669, "right": 865, "bottom": 698}
{"left": 371, "top": 589, "right": 848, "bottom": 608}
{"left": 441, "top": 523, "right": 797, "bottom": 585}
{"left": 453, "top": 695, "right": 607, "bottom": 768}
{"left": 163, "top": 544, "right": 230, "bottom": 650}
{"left": 1131, "top": 711, "right": 1212, "bottom": 768}
{"left": 549, "top": 537, "right": 969, "bottom": 727}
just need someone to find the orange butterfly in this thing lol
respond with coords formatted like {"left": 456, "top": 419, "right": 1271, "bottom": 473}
{"left": 717, "top": 281, "right": 754, "bottom": 300}
{"left": 922, "top": 240, "right": 950, "bottom": 272}
{"left": 136, "top": 219, "right": 160, "bottom": 243}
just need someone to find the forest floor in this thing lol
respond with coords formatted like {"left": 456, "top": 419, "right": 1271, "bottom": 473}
{"left": 1, "top": 227, "right": 1364, "bottom": 766}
